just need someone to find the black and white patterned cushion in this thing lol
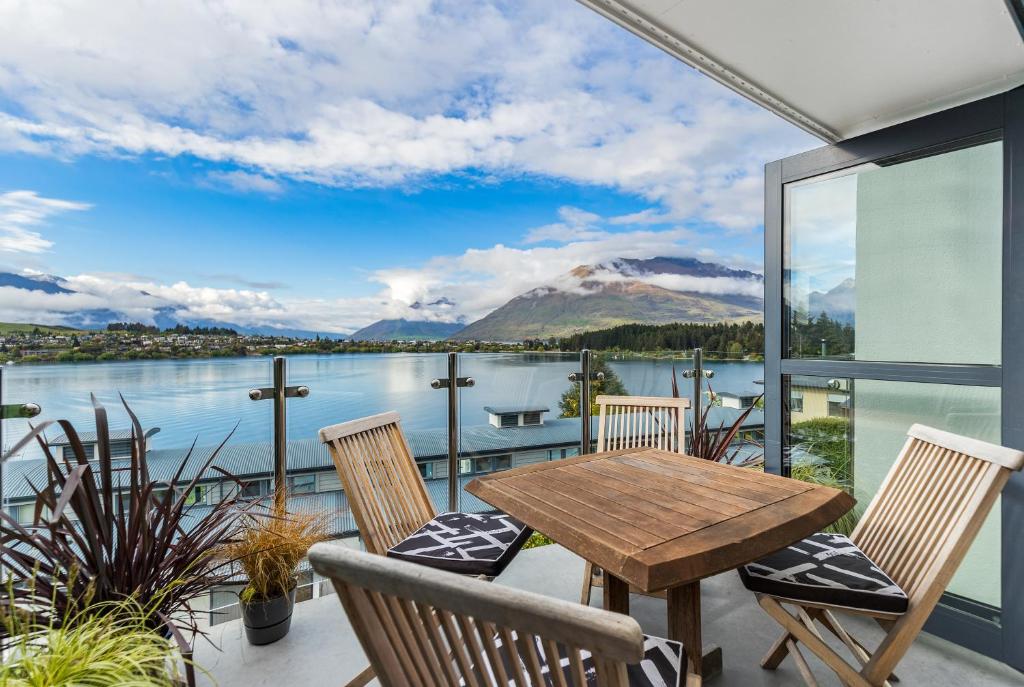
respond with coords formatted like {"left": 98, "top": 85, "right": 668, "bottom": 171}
{"left": 387, "top": 512, "right": 532, "bottom": 577}
{"left": 463, "top": 632, "right": 684, "bottom": 687}
{"left": 738, "top": 532, "right": 909, "bottom": 614}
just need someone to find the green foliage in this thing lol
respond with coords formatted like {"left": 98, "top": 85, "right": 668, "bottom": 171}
{"left": 789, "top": 417, "right": 858, "bottom": 534}
{"left": 790, "top": 417, "right": 852, "bottom": 484}
{"left": 0, "top": 592, "right": 188, "bottom": 687}
{"left": 790, "top": 464, "right": 860, "bottom": 535}
{"left": 789, "top": 312, "right": 854, "bottom": 358}
{"left": 522, "top": 532, "right": 555, "bottom": 549}
{"left": 558, "top": 357, "right": 628, "bottom": 418}
{"left": 0, "top": 322, "right": 84, "bottom": 335}
{"left": 549, "top": 320, "right": 764, "bottom": 355}
{"left": 107, "top": 322, "right": 160, "bottom": 334}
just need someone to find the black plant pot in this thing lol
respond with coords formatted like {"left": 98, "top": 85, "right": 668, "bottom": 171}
{"left": 240, "top": 583, "right": 297, "bottom": 645}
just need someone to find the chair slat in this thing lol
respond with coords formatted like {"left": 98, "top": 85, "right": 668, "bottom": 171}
{"left": 479, "top": 620, "right": 511, "bottom": 687}
{"left": 594, "top": 395, "right": 690, "bottom": 454}
{"left": 320, "top": 412, "right": 436, "bottom": 556}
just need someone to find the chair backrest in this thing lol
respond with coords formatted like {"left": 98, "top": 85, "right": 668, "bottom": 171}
{"left": 319, "top": 412, "right": 437, "bottom": 555}
{"left": 596, "top": 395, "right": 690, "bottom": 454}
{"left": 309, "top": 541, "right": 647, "bottom": 687}
{"left": 851, "top": 424, "right": 1022, "bottom": 623}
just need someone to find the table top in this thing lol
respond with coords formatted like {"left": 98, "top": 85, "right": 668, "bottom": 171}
{"left": 466, "top": 448, "right": 856, "bottom": 591}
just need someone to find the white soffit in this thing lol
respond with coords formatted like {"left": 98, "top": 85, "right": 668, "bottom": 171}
{"left": 578, "top": 0, "right": 1024, "bottom": 142}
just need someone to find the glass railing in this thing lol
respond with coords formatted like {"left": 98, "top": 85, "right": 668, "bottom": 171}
{"left": 0, "top": 347, "right": 768, "bottom": 626}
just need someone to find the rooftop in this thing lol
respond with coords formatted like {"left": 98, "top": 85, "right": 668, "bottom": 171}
{"left": 483, "top": 404, "right": 551, "bottom": 415}
{"left": 5, "top": 409, "right": 765, "bottom": 501}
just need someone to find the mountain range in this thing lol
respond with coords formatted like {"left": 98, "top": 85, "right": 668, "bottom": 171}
{"left": 0, "top": 272, "right": 338, "bottom": 339}
{"left": 0, "top": 256, "right": 765, "bottom": 342}
{"left": 806, "top": 278, "right": 855, "bottom": 324}
{"left": 450, "top": 257, "right": 763, "bottom": 341}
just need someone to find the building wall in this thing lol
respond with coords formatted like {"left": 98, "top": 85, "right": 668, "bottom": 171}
{"left": 789, "top": 386, "right": 830, "bottom": 424}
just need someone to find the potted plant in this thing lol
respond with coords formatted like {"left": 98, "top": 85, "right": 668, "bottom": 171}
{"left": 0, "top": 396, "right": 254, "bottom": 685}
{"left": 0, "top": 581, "right": 196, "bottom": 686}
{"left": 225, "top": 511, "right": 328, "bottom": 645}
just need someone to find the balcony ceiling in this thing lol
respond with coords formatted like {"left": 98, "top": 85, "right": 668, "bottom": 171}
{"left": 578, "top": 0, "right": 1024, "bottom": 142}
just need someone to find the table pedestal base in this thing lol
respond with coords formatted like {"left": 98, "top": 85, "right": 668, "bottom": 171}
{"left": 605, "top": 575, "right": 724, "bottom": 681}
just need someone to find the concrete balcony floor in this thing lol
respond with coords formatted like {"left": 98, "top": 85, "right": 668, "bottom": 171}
{"left": 195, "top": 544, "right": 1023, "bottom": 686}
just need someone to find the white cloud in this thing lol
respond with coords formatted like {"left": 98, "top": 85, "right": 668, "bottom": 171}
{"left": 523, "top": 205, "right": 607, "bottom": 243}
{"left": 0, "top": 0, "right": 815, "bottom": 231}
{"left": 0, "top": 190, "right": 90, "bottom": 254}
{"left": 205, "top": 170, "right": 283, "bottom": 195}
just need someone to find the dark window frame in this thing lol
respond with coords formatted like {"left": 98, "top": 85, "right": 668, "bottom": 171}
{"left": 764, "top": 86, "right": 1024, "bottom": 667}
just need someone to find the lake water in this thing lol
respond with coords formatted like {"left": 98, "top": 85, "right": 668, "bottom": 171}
{"left": 1, "top": 354, "right": 763, "bottom": 458}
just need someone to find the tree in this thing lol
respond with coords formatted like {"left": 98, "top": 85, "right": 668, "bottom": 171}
{"left": 558, "top": 357, "right": 628, "bottom": 418}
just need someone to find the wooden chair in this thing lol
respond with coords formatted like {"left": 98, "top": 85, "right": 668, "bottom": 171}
{"left": 319, "top": 411, "right": 532, "bottom": 687}
{"left": 309, "top": 541, "right": 702, "bottom": 687}
{"left": 319, "top": 411, "right": 435, "bottom": 557}
{"left": 743, "top": 423, "right": 1024, "bottom": 687}
{"left": 581, "top": 395, "right": 690, "bottom": 606}
{"left": 596, "top": 395, "right": 690, "bottom": 454}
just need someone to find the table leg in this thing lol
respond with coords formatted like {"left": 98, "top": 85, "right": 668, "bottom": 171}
{"left": 668, "top": 581, "right": 722, "bottom": 681}
{"left": 603, "top": 572, "right": 630, "bottom": 615}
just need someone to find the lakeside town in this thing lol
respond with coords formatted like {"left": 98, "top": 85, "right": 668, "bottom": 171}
{"left": 0, "top": 320, "right": 767, "bottom": 364}
{"left": 0, "top": 324, "right": 532, "bottom": 364}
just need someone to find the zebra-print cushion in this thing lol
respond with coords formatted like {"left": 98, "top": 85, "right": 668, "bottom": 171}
{"left": 738, "top": 532, "right": 909, "bottom": 614}
{"left": 463, "top": 632, "right": 683, "bottom": 687}
{"left": 387, "top": 512, "right": 532, "bottom": 577}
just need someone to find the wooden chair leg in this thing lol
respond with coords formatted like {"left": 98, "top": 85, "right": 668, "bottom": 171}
{"left": 787, "top": 639, "right": 820, "bottom": 687}
{"left": 817, "top": 610, "right": 899, "bottom": 684}
{"left": 757, "top": 596, "right": 872, "bottom": 687}
{"left": 580, "top": 561, "right": 594, "bottom": 605}
{"left": 345, "top": 664, "right": 375, "bottom": 687}
{"left": 761, "top": 628, "right": 795, "bottom": 669}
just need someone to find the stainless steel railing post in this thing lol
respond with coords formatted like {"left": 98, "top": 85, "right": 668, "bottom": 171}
{"left": 249, "top": 356, "right": 308, "bottom": 513}
{"left": 569, "top": 349, "right": 603, "bottom": 455}
{"left": 431, "top": 352, "right": 474, "bottom": 512}
{"left": 682, "top": 347, "right": 714, "bottom": 447}
{"left": 0, "top": 367, "right": 41, "bottom": 579}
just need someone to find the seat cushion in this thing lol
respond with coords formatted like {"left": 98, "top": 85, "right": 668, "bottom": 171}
{"left": 386, "top": 511, "right": 532, "bottom": 577}
{"left": 465, "top": 632, "right": 684, "bottom": 687}
{"left": 738, "top": 532, "right": 909, "bottom": 614}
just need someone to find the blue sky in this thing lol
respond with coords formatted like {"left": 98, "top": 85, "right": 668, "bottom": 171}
{"left": 0, "top": 1, "right": 816, "bottom": 333}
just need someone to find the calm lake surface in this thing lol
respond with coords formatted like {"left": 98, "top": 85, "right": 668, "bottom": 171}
{"left": 2, "top": 354, "right": 763, "bottom": 458}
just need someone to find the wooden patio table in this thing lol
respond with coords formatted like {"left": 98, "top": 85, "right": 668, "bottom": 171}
{"left": 466, "top": 447, "right": 855, "bottom": 680}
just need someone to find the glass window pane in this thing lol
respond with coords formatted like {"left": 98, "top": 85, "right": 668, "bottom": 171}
{"left": 785, "top": 141, "right": 1002, "bottom": 364}
{"left": 786, "top": 376, "right": 1001, "bottom": 609}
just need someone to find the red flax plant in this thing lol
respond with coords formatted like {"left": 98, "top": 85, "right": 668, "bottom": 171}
{"left": 671, "top": 365, "right": 764, "bottom": 466}
{"left": 0, "top": 395, "right": 256, "bottom": 663}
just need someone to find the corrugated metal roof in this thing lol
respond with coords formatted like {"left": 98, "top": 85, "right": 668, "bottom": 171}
{"left": 6, "top": 410, "right": 763, "bottom": 502}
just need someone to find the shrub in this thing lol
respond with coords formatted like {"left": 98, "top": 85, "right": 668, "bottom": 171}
{"left": 0, "top": 590, "right": 190, "bottom": 687}
{"left": 0, "top": 396, "right": 254, "bottom": 642}
{"left": 225, "top": 511, "right": 329, "bottom": 602}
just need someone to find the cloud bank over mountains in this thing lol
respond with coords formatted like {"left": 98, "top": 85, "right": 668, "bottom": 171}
{"left": 0, "top": 203, "right": 764, "bottom": 333}
{"left": 0, "top": 1, "right": 814, "bottom": 332}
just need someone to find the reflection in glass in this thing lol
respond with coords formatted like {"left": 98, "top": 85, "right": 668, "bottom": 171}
{"left": 785, "top": 375, "right": 1001, "bottom": 609}
{"left": 785, "top": 141, "right": 1002, "bottom": 364}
